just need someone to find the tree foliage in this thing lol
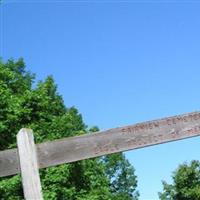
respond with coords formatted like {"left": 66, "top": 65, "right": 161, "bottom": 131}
{"left": 0, "top": 59, "right": 139, "bottom": 200}
{"left": 159, "top": 160, "right": 200, "bottom": 200}
{"left": 103, "top": 153, "right": 139, "bottom": 200}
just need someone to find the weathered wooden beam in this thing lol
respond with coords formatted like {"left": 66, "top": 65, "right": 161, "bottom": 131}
{"left": 1, "top": 111, "right": 200, "bottom": 178}
{"left": 0, "top": 148, "right": 19, "bottom": 177}
{"left": 17, "top": 129, "right": 43, "bottom": 200}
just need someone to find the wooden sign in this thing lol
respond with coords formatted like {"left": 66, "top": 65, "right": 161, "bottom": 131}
{"left": 1, "top": 111, "right": 200, "bottom": 178}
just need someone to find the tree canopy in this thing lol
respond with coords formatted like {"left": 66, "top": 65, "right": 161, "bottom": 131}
{"left": 159, "top": 160, "right": 200, "bottom": 200}
{"left": 0, "top": 59, "right": 139, "bottom": 200}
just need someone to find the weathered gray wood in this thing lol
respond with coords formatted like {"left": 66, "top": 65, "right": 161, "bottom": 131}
{"left": 17, "top": 129, "right": 43, "bottom": 200}
{"left": 0, "top": 148, "right": 19, "bottom": 177}
{"left": 1, "top": 111, "right": 200, "bottom": 178}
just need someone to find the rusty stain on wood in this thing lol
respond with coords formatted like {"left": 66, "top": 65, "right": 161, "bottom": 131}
{"left": 1, "top": 111, "right": 200, "bottom": 178}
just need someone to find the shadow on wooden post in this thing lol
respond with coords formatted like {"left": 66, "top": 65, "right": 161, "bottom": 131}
{"left": 17, "top": 128, "right": 43, "bottom": 200}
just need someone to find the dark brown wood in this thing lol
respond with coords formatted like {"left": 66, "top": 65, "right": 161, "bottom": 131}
{"left": 1, "top": 111, "right": 200, "bottom": 178}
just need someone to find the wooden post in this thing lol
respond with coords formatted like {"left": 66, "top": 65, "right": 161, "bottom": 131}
{"left": 17, "top": 128, "right": 43, "bottom": 200}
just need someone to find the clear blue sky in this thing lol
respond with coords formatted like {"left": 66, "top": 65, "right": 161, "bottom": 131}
{"left": 1, "top": 1, "right": 200, "bottom": 199}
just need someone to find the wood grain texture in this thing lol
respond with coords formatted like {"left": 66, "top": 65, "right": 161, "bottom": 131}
{"left": 17, "top": 129, "right": 43, "bottom": 200}
{"left": 1, "top": 111, "right": 200, "bottom": 178}
{"left": 0, "top": 148, "right": 19, "bottom": 177}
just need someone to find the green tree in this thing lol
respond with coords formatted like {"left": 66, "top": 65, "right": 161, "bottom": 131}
{"left": 159, "top": 160, "right": 200, "bottom": 200}
{"left": 0, "top": 59, "right": 139, "bottom": 200}
{"left": 103, "top": 153, "right": 139, "bottom": 200}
